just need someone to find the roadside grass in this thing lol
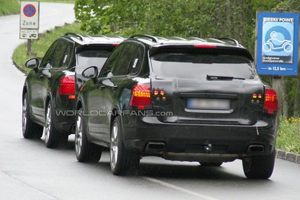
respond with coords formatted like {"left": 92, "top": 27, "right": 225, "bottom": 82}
{"left": 277, "top": 116, "right": 300, "bottom": 154}
{"left": 0, "top": 0, "right": 75, "bottom": 16}
{"left": 12, "top": 22, "right": 87, "bottom": 74}
{"left": 0, "top": 0, "right": 20, "bottom": 16}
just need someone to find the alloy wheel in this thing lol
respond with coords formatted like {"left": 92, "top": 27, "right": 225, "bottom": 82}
{"left": 22, "top": 97, "right": 27, "bottom": 134}
{"left": 110, "top": 122, "right": 119, "bottom": 170}
{"left": 75, "top": 114, "right": 83, "bottom": 156}
{"left": 44, "top": 104, "right": 51, "bottom": 144}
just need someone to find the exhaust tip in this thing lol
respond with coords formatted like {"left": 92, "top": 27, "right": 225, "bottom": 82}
{"left": 147, "top": 142, "right": 165, "bottom": 150}
{"left": 248, "top": 145, "right": 264, "bottom": 153}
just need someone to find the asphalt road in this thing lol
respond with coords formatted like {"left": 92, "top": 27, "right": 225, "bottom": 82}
{"left": 0, "top": 3, "right": 300, "bottom": 200}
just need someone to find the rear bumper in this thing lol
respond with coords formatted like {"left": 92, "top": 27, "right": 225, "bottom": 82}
{"left": 53, "top": 109, "right": 76, "bottom": 134}
{"left": 122, "top": 115, "right": 277, "bottom": 162}
{"left": 52, "top": 95, "right": 76, "bottom": 134}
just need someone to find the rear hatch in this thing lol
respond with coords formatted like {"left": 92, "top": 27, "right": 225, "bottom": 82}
{"left": 150, "top": 46, "right": 264, "bottom": 125}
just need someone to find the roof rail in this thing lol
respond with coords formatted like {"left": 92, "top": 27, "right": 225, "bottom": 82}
{"left": 189, "top": 37, "right": 206, "bottom": 42}
{"left": 111, "top": 35, "right": 126, "bottom": 39}
{"left": 129, "top": 34, "right": 158, "bottom": 43}
{"left": 170, "top": 36, "right": 187, "bottom": 41}
{"left": 207, "top": 38, "right": 226, "bottom": 44}
{"left": 218, "top": 38, "right": 239, "bottom": 46}
{"left": 65, "top": 33, "right": 84, "bottom": 41}
{"left": 96, "top": 35, "right": 110, "bottom": 40}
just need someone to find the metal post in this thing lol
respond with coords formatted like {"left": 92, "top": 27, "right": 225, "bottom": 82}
{"left": 272, "top": 8, "right": 284, "bottom": 116}
{"left": 27, "top": 39, "right": 32, "bottom": 56}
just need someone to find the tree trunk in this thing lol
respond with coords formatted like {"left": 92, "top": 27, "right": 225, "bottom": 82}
{"left": 293, "top": 77, "right": 300, "bottom": 117}
{"left": 281, "top": 77, "right": 288, "bottom": 117}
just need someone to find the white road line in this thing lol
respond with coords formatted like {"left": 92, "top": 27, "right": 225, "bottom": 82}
{"left": 143, "top": 177, "right": 219, "bottom": 200}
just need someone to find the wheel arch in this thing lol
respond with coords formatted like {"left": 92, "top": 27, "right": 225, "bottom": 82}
{"left": 44, "top": 92, "right": 54, "bottom": 124}
{"left": 76, "top": 97, "right": 83, "bottom": 110}
{"left": 110, "top": 106, "right": 124, "bottom": 139}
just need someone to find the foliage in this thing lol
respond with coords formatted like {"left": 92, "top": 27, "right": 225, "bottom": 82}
{"left": 73, "top": 0, "right": 284, "bottom": 53}
{"left": 0, "top": 0, "right": 75, "bottom": 16}
{"left": 277, "top": 116, "right": 300, "bottom": 154}
{"left": 0, "top": 0, "right": 20, "bottom": 16}
{"left": 74, "top": 0, "right": 300, "bottom": 119}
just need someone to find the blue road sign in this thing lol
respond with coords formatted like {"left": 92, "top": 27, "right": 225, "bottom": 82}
{"left": 257, "top": 12, "right": 299, "bottom": 76}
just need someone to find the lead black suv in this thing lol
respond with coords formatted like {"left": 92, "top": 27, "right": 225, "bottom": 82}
{"left": 75, "top": 34, "right": 278, "bottom": 179}
{"left": 22, "top": 33, "right": 123, "bottom": 148}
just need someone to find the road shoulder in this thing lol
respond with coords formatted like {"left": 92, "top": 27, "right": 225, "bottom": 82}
{"left": 276, "top": 149, "right": 300, "bottom": 164}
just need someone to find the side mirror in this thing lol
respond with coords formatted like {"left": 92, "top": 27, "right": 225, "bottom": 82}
{"left": 25, "top": 58, "right": 39, "bottom": 69}
{"left": 82, "top": 66, "right": 99, "bottom": 82}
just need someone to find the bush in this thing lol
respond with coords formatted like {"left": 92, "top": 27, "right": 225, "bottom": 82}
{"left": 277, "top": 116, "right": 300, "bottom": 154}
{"left": 0, "top": 0, "right": 20, "bottom": 16}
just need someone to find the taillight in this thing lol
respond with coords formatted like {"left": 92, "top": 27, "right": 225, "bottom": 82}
{"left": 194, "top": 44, "right": 216, "bottom": 48}
{"left": 130, "top": 84, "right": 151, "bottom": 109}
{"left": 264, "top": 88, "right": 278, "bottom": 114}
{"left": 58, "top": 76, "right": 75, "bottom": 99}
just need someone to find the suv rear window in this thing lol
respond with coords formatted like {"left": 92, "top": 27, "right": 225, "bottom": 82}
{"left": 151, "top": 52, "right": 256, "bottom": 79}
{"left": 76, "top": 50, "right": 112, "bottom": 74}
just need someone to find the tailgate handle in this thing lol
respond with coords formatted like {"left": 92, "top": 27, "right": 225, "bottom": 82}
{"left": 180, "top": 93, "right": 238, "bottom": 99}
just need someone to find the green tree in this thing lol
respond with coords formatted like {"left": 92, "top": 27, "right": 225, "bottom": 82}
{"left": 74, "top": 0, "right": 300, "bottom": 118}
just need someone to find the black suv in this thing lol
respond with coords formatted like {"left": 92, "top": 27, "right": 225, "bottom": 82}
{"left": 22, "top": 33, "right": 123, "bottom": 148}
{"left": 75, "top": 35, "right": 278, "bottom": 179}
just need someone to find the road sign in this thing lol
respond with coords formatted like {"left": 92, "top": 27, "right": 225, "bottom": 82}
{"left": 20, "top": 1, "right": 39, "bottom": 29}
{"left": 256, "top": 12, "right": 299, "bottom": 76}
{"left": 20, "top": 29, "right": 39, "bottom": 39}
{"left": 23, "top": 4, "right": 37, "bottom": 17}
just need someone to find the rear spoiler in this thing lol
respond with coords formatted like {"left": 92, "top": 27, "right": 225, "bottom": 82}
{"left": 149, "top": 45, "right": 253, "bottom": 61}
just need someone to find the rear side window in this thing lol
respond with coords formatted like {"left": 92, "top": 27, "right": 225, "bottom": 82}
{"left": 151, "top": 52, "right": 256, "bottom": 79}
{"left": 76, "top": 50, "right": 112, "bottom": 74}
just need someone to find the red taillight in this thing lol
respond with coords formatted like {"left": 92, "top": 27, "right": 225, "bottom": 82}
{"left": 194, "top": 44, "right": 216, "bottom": 48}
{"left": 112, "top": 43, "right": 119, "bottom": 46}
{"left": 58, "top": 76, "right": 75, "bottom": 98}
{"left": 130, "top": 84, "right": 151, "bottom": 109}
{"left": 264, "top": 89, "right": 278, "bottom": 114}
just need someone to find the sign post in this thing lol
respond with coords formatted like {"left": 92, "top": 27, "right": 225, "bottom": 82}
{"left": 20, "top": 1, "right": 40, "bottom": 55}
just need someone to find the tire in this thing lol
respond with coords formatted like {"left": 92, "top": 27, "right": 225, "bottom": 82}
{"left": 110, "top": 116, "right": 140, "bottom": 175}
{"left": 22, "top": 93, "right": 43, "bottom": 139}
{"left": 44, "top": 100, "right": 60, "bottom": 148}
{"left": 243, "top": 150, "right": 276, "bottom": 179}
{"left": 75, "top": 108, "right": 102, "bottom": 163}
{"left": 200, "top": 162, "right": 223, "bottom": 167}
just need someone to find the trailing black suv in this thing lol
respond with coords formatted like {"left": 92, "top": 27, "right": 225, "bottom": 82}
{"left": 22, "top": 33, "right": 123, "bottom": 148}
{"left": 75, "top": 35, "right": 278, "bottom": 179}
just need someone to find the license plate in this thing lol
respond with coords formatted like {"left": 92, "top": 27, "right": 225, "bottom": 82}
{"left": 187, "top": 98, "right": 230, "bottom": 110}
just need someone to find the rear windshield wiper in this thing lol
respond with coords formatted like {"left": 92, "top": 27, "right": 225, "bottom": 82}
{"left": 207, "top": 75, "right": 245, "bottom": 81}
